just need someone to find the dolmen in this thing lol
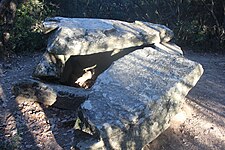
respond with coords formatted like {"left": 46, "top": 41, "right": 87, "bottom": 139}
{"left": 13, "top": 17, "right": 203, "bottom": 149}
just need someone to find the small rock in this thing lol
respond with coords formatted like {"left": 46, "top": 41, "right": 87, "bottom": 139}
{"left": 3, "top": 63, "right": 12, "bottom": 70}
{"left": 25, "top": 145, "right": 33, "bottom": 148}
{"left": 11, "top": 129, "right": 17, "bottom": 136}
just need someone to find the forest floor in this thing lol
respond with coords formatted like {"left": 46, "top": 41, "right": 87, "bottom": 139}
{"left": 0, "top": 51, "right": 224, "bottom": 150}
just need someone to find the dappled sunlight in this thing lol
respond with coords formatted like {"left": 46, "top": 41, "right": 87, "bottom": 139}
{"left": 170, "top": 101, "right": 195, "bottom": 127}
{"left": 5, "top": 99, "right": 61, "bottom": 149}
{"left": 1, "top": 75, "right": 64, "bottom": 149}
{"left": 190, "top": 97, "right": 225, "bottom": 118}
{"left": 171, "top": 111, "right": 188, "bottom": 127}
{"left": 3, "top": 112, "right": 18, "bottom": 139}
{"left": 184, "top": 99, "right": 224, "bottom": 143}
{"left": 186, "top": 98, "right": 225, "bottom": 129}
{"left": 0, "top": 84, "right": 6, "bottom": 104}
{"left": 146, "top": 99, "right": 225, "bottom": 150}
{"left": 183, "top": 100, "right": 225, "bottom": 148}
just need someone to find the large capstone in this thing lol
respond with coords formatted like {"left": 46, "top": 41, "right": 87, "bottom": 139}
{"left": 44, "top": 17, "right": 173, "bottom": 55}
{"left": 33, "top": 17, "right": 174, "bottom": 79}
{"left": 74, "top": 47, "right": 203, "bottom": 149}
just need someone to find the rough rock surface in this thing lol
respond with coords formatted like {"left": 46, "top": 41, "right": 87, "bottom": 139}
{"left": 33, "top": 17, "right": 173, "bottom": 78}
{"left": 33, "top": 52, "right": 68, "bottom": 79}
{"left": 13, "top": 79, "right": 89, "bottom": 110}
{"left": 75, "top": 47, "right": 203, "bottom": 149}
{"left": 44, "top": 17, "right": 173, "bottom": 55}
{"left": 154, "top": 42, "right": 183, "bottom": 56}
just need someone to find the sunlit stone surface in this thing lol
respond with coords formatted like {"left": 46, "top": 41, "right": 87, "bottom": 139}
{"left": 75, "top": 47, "right": 203, "bottom": 149}
{"left": 44, "top": 17, "right": 173, "bottom": 55}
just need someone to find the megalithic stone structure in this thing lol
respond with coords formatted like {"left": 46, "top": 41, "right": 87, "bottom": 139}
{"left": 11, "top": 17, "right": 204, "bottom": 149}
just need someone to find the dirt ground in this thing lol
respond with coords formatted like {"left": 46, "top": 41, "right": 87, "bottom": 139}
{"left": 0, "top": 51, "right": 224, "bottom": 150}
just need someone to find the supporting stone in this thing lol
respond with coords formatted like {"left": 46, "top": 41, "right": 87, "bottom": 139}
{"left": 12, "top": 79, "right": 89, "bottom": 110}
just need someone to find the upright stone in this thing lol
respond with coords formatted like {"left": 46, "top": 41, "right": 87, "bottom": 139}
{"left": 13, "top": 79, "right": 89, "bottom": 110}
{"left": 75, "top": 47, "right": 203, "bottom": 149}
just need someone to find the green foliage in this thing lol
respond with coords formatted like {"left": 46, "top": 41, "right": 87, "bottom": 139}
{"left": 169, "top": 0, "right": 225, "bottom": 52}
{"left": 9, "top": 0, "right": 55, "bottom": 52}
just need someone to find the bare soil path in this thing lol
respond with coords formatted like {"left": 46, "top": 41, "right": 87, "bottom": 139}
{"left": 0, "top": 51, "right": 224, "bottom": 150}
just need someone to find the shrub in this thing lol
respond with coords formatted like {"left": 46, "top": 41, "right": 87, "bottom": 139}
{"left": 5, "top": 0, "right": 55, "bottom": 53}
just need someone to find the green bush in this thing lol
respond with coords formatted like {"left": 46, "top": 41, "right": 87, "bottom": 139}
{"left": 9, "top": 0, "right": 55, "bottom": 52}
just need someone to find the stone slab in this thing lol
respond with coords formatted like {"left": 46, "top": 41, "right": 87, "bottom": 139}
{"left": 44, "top": 17, "right": 173, "bottom": 55}
{"left": 12, "top": 79, "right": 89, "bottom": 110}
{"left": 75, "top": 47, "right": 203, "bottom": 149}
{"left": 154, "top": 42, "right": 183, "bottom": 56}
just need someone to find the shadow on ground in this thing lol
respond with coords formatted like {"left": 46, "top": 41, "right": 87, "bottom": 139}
{"left": 0, "top": 51, "right": 224, "bottom": 149}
